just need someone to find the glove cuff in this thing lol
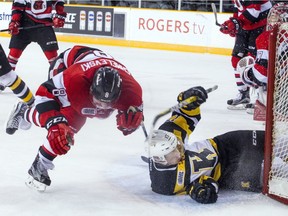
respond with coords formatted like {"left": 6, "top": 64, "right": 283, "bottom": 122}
{"left": 54, "top": 12, "right": 67, "bottom": 19}
{"left": 230, "top": 17, "right": 241, "bottom": 32}
{"left": 45, "top": 115, "right": 68, "bottom": 130}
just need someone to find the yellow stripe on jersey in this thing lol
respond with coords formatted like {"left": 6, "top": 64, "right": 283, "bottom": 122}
{"left": 9, "top": 77, "right": 21, "bottom": 90}
{"left": 179, "top": 107, "right": 201, "bottom": 116}
{"left": 169, "top": 115, "right": 193, "bottom": 136}
{"left": 208, "top": 139, "right": 221, "bottom": 181}
{"left": 173, "top": 160, "right": 186, "bottom": 194}
{"left": 23, "top": 91, "right": 34, "bottom": 104}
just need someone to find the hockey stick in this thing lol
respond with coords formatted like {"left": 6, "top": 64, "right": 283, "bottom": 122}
{"left": 151, "top": 85, "right": 218, "bottom": 128}
{"left": 141, "top": 121, "right": 148, "bottom": 138}
{"left": 211, "top": 3, "right": 222, "bottom": 27}
{"left": 141, "top": 85, "right": 218, "bottom": 163}
{"left": 0, "top": 23, "right": 53, "bottom": 32}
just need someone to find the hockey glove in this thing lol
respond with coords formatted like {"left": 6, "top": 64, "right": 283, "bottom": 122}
{"left": 186, "top": 176, "right": 219, "bottom": 204}
{"left": 46, "top": 115, "right": 74, "bottom": 155}
{"left": 116, "top": 106, "right": 143, "bottom": 136}
{"left": 53, "top": 12, "right": 67, "bottom": 28}
{"left": 8, "top": 21, "right": 20, "bottom": 35}
{"left": 220, "top": 17, "right": 241, "bottom": 37}
{"left": 177, "top": 86, "right": 208, "bottom": 110}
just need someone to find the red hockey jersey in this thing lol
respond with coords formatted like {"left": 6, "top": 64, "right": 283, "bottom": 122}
{"left": 34, "top": 56, "right": 143, "bottom": 132}
{"left": 232, "top": 0, "right": 272, "bottom": 30}
{"left": 11, "top": 0, "right": 65, "bottom": 24}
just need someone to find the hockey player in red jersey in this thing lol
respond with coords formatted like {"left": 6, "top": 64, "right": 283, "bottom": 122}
{"left": 147, "top": 86, "right": 265, "bottom": 204}
{"left": 219, "top": 0, "right": 272, "bottom": 109}
{"left": 5, "top": 46, "right": 143, "bottom": 191}
{"left": 241, "top": 2, "right": 288, "bottom": 88}
{"left": 0, "top": 0, "right": 66, "bottom": 93}
{"left": 238, "top": 2, "right": 288, "bottom": 116}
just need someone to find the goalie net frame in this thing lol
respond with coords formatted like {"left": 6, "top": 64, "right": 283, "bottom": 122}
{"left": 263, "top": 23, "right": 288, "bottom": 205}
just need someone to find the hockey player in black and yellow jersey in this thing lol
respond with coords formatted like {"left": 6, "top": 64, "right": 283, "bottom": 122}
{"left": 148, "top": 86, "right": 265, "bottom": 204}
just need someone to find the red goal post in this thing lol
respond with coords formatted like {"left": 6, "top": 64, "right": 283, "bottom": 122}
{"left": 263, "top": 23, "right": 288, "bottom": 205}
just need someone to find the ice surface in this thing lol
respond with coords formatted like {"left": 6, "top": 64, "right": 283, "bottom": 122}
{"left": 0, "top": 37, "right": 286, "bottom": 215}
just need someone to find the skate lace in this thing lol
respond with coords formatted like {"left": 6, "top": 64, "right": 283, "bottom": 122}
{"left": 7, "top": 103, "right": 26, "bottom": 129}
{"left": 235, "top": 92, "right": 243, "bottom": 100}
{"left": 39, "top": 157, "right": 55, "bottom": 171}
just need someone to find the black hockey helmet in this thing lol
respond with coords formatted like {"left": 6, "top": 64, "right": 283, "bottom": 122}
{"left": 90, "top": 66, "right": 122, "bottom": 107}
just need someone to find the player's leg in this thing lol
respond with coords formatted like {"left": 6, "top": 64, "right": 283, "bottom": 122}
{"left": 215, "top": 130, "right": 265, "bottom": 192}
{"left": 227, "top": 31, "right": 250, "bottom": 110}
{"left": 5, "top": 100, "right": 55, "bottom": 191}
{"left": 8, "top": 48, "right": 23, "bottom": 70}
{"left": 0, "top": 44, "right": 34, "bottom": 105}
{"left": 8, "top": 30, "right": 30, "bottom": 70}
{"left": 26, "top": 144, "right": 56, "bottom": 192}
{"left": 48, "top": 51, "right": 66, "bottom": 79}
{"left": 37, "top": 26, "right": 59, "bottom": 65}
{"left": 244, "top": 27, "right": 266, "bottom": 114}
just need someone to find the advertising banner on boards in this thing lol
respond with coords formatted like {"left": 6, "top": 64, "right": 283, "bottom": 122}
{"left": 55, "top": 6, "right": 114, "bottom": 37}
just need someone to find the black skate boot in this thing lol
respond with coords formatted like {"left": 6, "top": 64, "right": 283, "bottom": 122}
{"left": 227, "top": 89, "right": 250, "bottom": 110}
{"left": 0, "top": 83, "right": 5, "bottom": 92}
{"left": 245, "top": 103, "right": 255, "bottom": 115}
{"left": 26, "top": 154, "right": 54, "bottom": 192}
{"left": 6, "top": 101, "right": 31, "bottom": 135}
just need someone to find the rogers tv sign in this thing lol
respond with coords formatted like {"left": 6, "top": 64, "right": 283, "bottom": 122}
{"left": 138, "top": 18, "right": 204, "bottom": 34}
{"left": 129, "top": 10, "right": 211, "bottom": 46}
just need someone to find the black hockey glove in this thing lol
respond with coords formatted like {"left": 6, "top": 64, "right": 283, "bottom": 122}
{"left": 186, "top": 176, "right": 218, "bottom": 204}
{"left": 177, "top": 86, "right": 208, "bottom": 110}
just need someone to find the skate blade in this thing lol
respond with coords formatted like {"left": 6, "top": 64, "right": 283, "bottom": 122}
{"left": 25, "top": 175, "right": 47, "bottom": 192}
{"left": 246, "top": 108, "right": 254, "bottom": 115}
{"left": 227, "top": 104, "right": 247, "bottom": 110}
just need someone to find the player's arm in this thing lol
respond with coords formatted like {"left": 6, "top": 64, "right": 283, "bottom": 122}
{"left": 8, "top": 1, "right": 25, "bottom": 35}
{"left": 52, "top": 0, "right": 67, "bottom": 28}
{"left": 186, "top": 176, "right": 219, "bottom": 204}
{"left": 34, "top": 79, "right": 75, "bottom": 155}
{"left": 116, "top": 74, "right": 143, "bottom": 136}
{"left": 34, "top": 71, "right": 71, "bottom": 128}
{"left": 158, "top": 86, "right": 208, "bottom": 142}
{"left": 238, "top": 2, "right": 262, "bottom": 25}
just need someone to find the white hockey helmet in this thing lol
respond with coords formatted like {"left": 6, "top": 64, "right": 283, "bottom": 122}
{"left": 148, "top": 130, "right": 180, "bottom": 165}
{"left": 267, "top": 2, "right": 288, "bottom": 30}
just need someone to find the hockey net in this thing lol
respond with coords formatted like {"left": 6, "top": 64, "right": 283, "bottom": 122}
{"left": 263, "top": 23, "right": 288, "bottom": 204}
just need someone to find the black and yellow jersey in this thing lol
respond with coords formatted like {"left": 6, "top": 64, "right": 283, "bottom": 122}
{"left": 149, "top": 106, "right": 220, "bottom": 195}
{"left": 149, "top": 106, "right": 265, "bottom": 195}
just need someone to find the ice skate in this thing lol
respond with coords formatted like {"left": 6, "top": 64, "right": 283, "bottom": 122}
{"left": 0, "top": 83, "right": 5, "bottom": 92}
{"left": 227, "top": 89, "right": 250, "bottom": 110}
{"left": 245, "top": 103, "right": 255, "bottom": 115}
{"left": 25, "top": 154, "right": 54, "bottom": 192}
{"left": 6, "top": 101, "right": 31, "bottom": 135}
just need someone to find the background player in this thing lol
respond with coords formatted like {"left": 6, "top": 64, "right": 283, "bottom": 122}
{"left": 5, "top": 47, "right": 143, "bottom": 192}
{"left": 0, "top": 0, "right": 66, "bottom": 94}
{"left": 147, "top": 86, "right": 266, "bottom": 204}
{"left": 238, "top": 2, "right": 288, "bottom": 114}
{"left": 219, "top": 0, "right": 272, "bottom": 110}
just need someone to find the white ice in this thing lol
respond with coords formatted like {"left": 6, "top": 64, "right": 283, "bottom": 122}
{"left": 0, "top": 37, "right": 287, "bottom": 216}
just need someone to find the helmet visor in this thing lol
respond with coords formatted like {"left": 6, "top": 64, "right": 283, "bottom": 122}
{"left": 90, "top": 90, "right": 114, "bottom": 109}
{"left": 152, "top": 147, "right": 181, "bottom": 166}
